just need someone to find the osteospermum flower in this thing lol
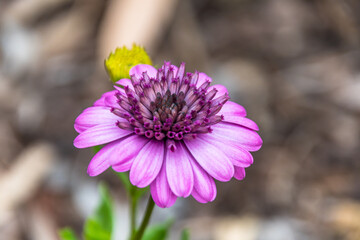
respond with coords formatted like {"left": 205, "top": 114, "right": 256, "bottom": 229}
{"left": 74, "top": 62, "right": 262, "bottom": 208}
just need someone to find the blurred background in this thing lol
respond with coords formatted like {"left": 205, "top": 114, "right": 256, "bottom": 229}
{"left": 1, "top": 0, "right": 360, "bottom": 239}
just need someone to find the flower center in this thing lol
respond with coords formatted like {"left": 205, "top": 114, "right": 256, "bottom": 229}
{"left": 111, "top": 62, "right": 228, "bottom": 141}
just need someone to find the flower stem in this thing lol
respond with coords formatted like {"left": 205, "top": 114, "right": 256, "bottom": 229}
{"left": 133, "top": 196, "right": 155, "bottom": 240}
{"left": 129, "top": 190, "right": 137, "bottom": 238}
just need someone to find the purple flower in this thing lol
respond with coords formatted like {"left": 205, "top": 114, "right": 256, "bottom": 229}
{"left": 74, "top": 62, "right": 262, "bottom": 208}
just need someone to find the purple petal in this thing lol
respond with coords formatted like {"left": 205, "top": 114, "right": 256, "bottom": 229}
{"left": 197, "top": 72, "right": 212, "bottom": 88}
{"left": 198, "top": 134, "right": 253, "bottom": 167}
{"left": 150, "top": 161, "right": 177, "bottom": 208}
{"left": 130, "top": 64, "right": 157, "bottom": 79}
{"left": 74, "top": 123, "right": 87, "bottom": 133}
{"left": 87, "top": 151, "right": 111, "bottom": 177}
{"left": 109, "top": 135, "right": 149, "bottom": 166}
{"left": 166, "top": 142, "right": 194, "bottom": 197}
{"left": 116, "top": 78, "right": 134, "bottom": 90}
{"left": 219, "top": 100, "right": 258, "bottom": 131}
{"left": 207, "top": 84, "right": 228, "bottom": 98}
{"left": 112, "top": 161, "right": 132, "bottom": 172}
{"left": 218, "top": 101, "right": 247, "bottom": 117}
{"left": 189, "top": 157, "right": 217, "bottom": 203}
{"left": 73, "top": 123, "right": 132, "bottom": 148}
{"left": 211, "top": 123, "right": 262, "bottom": 152}
{"left": 130, "top": 140, "right": 165, "bottom": 188}
{"left": 192, "top": 187, "right": 216, "bottom": 203}
{"left": 234, "top": 166, "right": 246, "bottom": 180}
{"left": 184, "top": 137, "right": 234, "bottom": 182}
{"left": 222, "top": 115, "right": 259, "bottom": 131}
{"left": 93, "top": 90, "right": 119, "bottom": 107}
{"left": 91, "top": 135, "right": 149, "bottom": 174}
{"left": 74, "top": 106, "right": 119, "bottom": 132}
{"left": 93, "top": 98, "right": 104, "bottom": 107}
{"left": 104, "top": 94, "right": 119, "bottom": 108}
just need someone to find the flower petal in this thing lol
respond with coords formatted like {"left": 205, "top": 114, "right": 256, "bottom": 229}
{"left": 130, "top": 64, "right": 157, "bottom": 79}
{"left": 74, "top": 123, "right": 88, "bottom": 133}
{"left": 150, "top": 161, "right": 177, "bottom": 208}
{"left": 115, "top": 78, "right": 134, "bottom": 90}
{"left": 218, "top": 101, "right": 247, "bottom": 117}
{"left": 166, "top": 142, "right": 194, "bottom": 197}
{"left": 211, "top": 122, "right": 262, "bottom": 151}
{"left": 219, "top": 101, "right": 258, "bottom": 131}
{"left": 90, "top": 135, "right": 149, "bottom": 174}
{"left": 73, "top": 123, "right": 132, "bottom": 148}
{"left": 87, "top": 151, "right": 111, "bottom": 177}
{"left": 189, "top": 157, "right": 217, "bottom": 203}
{"left": 93, "top": 90, "right": 119, "bottom": 107}
{"left": 207, "top": 84, "right": 228, "bottom": 98}
{"left": 222, "top": 115, "right": 259, "bottom": 131}
{"left": 197, "top": 72, "right": 212, "bottom": 88}
{"left": 234, "top": 166, "right": 246, "bottom": 180}
{"left": 130, "top": 140, "right": 165, "bottom": 188}
{"left": 93, "top": 98, "right": 105, "bottom": 107}
{"left": 112, "top": 161, "right": 132, "bottom": 172}
{"left": 104, "top": 94, "right": 120, "bottom": 108}
{"left": 75, "top": 106, "right": 119, "bottom": 130}
{"left": 198, "top": 134, "right": 253, "bottom": 167}
{"left": 184, "top": 137, "right": 234, "bottom": 182}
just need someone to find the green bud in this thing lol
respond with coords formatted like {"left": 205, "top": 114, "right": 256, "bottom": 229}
{"left": 105, "top": 44, "right": 152, "bottom": 83}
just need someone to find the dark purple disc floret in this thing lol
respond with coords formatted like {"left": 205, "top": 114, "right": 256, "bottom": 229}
{"left": 111, "top": 62, "right": 228, "bottom": 141}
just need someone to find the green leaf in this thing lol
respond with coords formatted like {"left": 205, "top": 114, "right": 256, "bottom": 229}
{"left": 84, "top": 219, "right": 112, "bottom": 240}
{"left": 92, "top": 145, "right": 103, "bottom": 153}
{"left": 59, "top": 228, "right": 79, "bottom": 240}
{"left": 142, "top": 220, "right": 174, "bottom": 240}
{"left": 83, "top": 184, "right": 114, "bottom": 240}
{"left": 105, "top": 44, "right": 152, "bottom": 83}
{"left": 180, "top": 229, "right": 190, "bottom": 240}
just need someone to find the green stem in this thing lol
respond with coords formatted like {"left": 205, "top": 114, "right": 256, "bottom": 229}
{"left": 129, "top": 187, "right": 137, "bottom": 238}
{"left": 133, "top": 196, "right": 155, "bottom": 240}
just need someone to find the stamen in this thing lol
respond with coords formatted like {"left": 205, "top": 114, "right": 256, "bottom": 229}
{"left": 176, "top": 62, "right": 186, "bottom": 81}
{"left": 198, "top": 80, "right": 210, "bottom": 91}
{"left": 143, "top": 121, "right": 153, "bottom": 129}
{"left": 111, "top": 108, "right": 130, "bottom": 119}
{"left": 130, "top": 74, "right": 140, "bottom": 86}
{"left": 142, "top": 72, "right": 150, "bottom": 84}
{"left": 155, "top": 132, "right": 165, "bottom": 140}
{"left": 154, "top": 125, "right": 162, "bottom": 132}
{"left": 167, "top": 131, "right": 175, "bottom": 138}
{"left": 212, "top": 94, "right": 230, "bottom": 106}
{"left": 118, "top": 99, "right": 132, "bottom": 112}
{"left": 184, "top": 126, "right": 191, "bottom": 133}
{"left": 174, "top": 132, "right": 183, "bottom": 140}
{"left": 166, "top": 139, "right": 176, "bottom": 152}
{"left": 183, "top": 133, "right": 197, "bottom": 140}
{"left": 189, "top": 71, "right": 199, "bottom": 86}
{"left": 134, "top": 127, "right": 145, "bottom": 135}
{"left": 162, "top": 123, "right": 171, "bottom": 131}
{"left": 208, "top": 104, "right": 223, "bottom": 116}
{"left": 172, "top": 124, "right": 181, "bottom": 132}
{"left": 138, "top": 102, "right": 152, "bottom": 119}
{"left": 208, "top": 115, "right": 224, "bottom": 125}
{"left": 145, "top": 130, "right": 154, "bottom": 138}
{"left": 117, "top": 121, "right": 133, "bottom": 130}
{"left": 205, "top": 88, "right": 217, "bottom": 101}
